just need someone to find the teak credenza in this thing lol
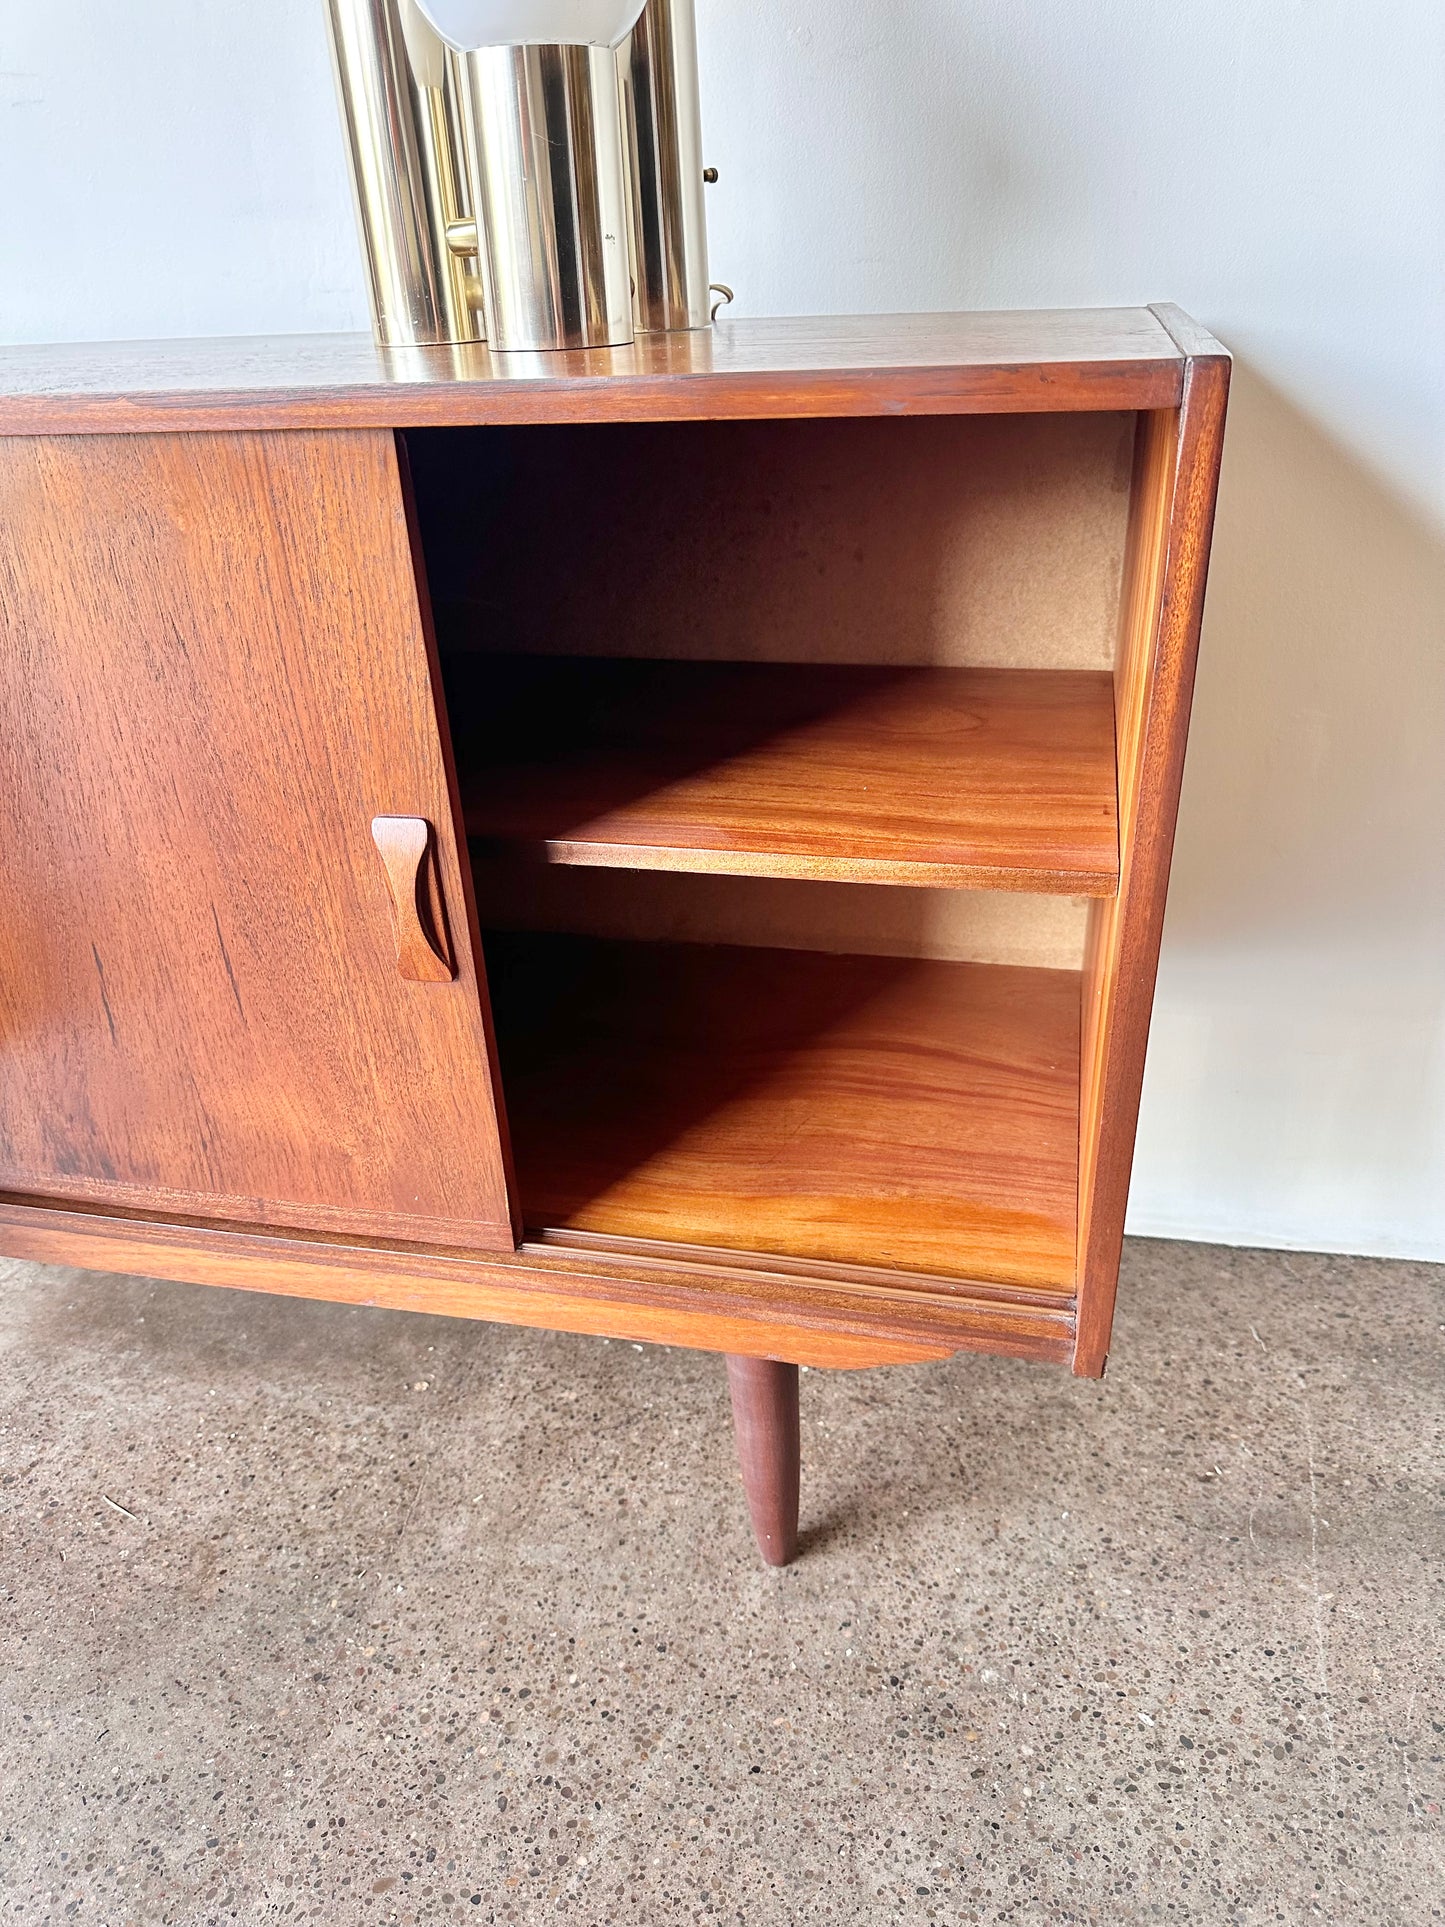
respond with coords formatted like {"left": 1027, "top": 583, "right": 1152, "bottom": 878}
{"left": 0, "top": 308, "right": 1228, "bottom": 1565}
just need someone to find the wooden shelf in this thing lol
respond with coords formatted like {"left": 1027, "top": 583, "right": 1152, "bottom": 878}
{"left": 484, "top": 932, "right": 1081, "bottom": 1291}
{"left": 454, "top": 656, "right": 1119, "bottom": 894}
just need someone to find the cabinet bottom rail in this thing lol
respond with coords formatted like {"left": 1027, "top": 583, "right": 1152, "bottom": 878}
{"left": 0, "top": 1194, "right": 1079, "bottom": 1371}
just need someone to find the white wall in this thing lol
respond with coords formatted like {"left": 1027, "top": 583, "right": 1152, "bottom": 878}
{"left": 2, "top": 1, "right": 1442, "bottom": 1259}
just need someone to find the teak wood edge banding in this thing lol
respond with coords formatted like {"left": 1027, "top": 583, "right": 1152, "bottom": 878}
{"left": 0, "top": 1196, "right": 1075, "bottom": 1372}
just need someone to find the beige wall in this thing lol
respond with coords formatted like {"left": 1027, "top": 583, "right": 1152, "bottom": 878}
{"left": 1132, "top": 367, "right": 1445, "bottom": 1256}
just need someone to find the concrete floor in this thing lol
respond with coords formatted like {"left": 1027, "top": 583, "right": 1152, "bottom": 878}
{"left": 0, "top": 1240, "right": 1440, "bottom": 1926}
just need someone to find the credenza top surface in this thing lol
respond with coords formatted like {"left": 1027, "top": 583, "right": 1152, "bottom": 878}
{"left": 0, "top": 307, "right": 1226, "bottom": 435}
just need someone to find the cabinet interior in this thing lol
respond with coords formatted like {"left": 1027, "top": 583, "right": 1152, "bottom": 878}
{"left": 404, "top": 409, "right": 1139, "bottom": 1290}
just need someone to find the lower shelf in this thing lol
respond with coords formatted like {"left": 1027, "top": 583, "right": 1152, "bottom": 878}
{"left": 484, "top": 933, "right": 1082, "bottom": 1292}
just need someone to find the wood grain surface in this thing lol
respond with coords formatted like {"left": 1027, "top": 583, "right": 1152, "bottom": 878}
{"left": 0, "top": 430, "right": 516, "bottom": 1247}
{"left": 454, "top": 656, "right": 1119, "bottom": 892}
{"left": 0, "top": 310, "right": 1183, "bottom": 435}
{"left": 485, "top": 933, "right": 1081, "bottom": 1290}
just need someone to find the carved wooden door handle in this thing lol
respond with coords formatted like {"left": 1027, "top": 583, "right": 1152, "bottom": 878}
{"left": 371, "top": 816, "right": 455, "bottom": 983}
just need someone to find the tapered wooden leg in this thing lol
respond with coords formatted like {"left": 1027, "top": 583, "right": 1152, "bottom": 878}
{"left": 726, "top": 1355, "right": 800, "bottom": 1567}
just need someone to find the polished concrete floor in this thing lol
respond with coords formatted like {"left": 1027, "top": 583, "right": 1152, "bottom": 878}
{"left": 0, "top": 1239, "right": 1440, "bottom": 1925}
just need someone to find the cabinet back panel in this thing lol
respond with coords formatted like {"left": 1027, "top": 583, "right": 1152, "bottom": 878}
{"left": 410, "top": 412, "right": 1134, "bottom": 670}
{"left": 471, "top": 861, "right": 1088, "bottom": 971}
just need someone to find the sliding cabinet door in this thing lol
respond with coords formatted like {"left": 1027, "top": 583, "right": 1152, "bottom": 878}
{"left": 0, "top": 429, "right": 515, "bottom": 1249}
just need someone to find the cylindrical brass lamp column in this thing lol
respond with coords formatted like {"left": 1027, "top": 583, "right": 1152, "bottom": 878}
{"left": 617, "top": 0, "right": 711, "bottom": 332}
{"left": 323, "top": 0, "right": 486, "bottom": 345}
{"left": 453, "top": 43, "right": 635, "bottom": 352}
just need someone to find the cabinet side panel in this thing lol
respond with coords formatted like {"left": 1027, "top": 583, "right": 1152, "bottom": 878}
{"left": 1075, "top": 362, "right": 1230, "bottom": 1374}
{"left": 0, "top": 430, "right": 516, "bottom": 1247}
{"left": 1078, "top": 411, "right": 1178, "bottom": 1231}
